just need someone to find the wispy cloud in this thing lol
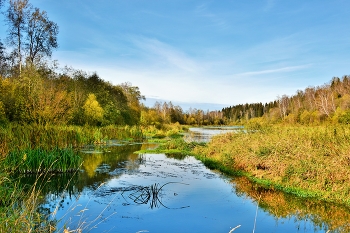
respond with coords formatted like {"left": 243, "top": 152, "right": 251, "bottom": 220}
{"left": 235, "top": 65, "right": 311, "bottom": 76}
{"left": 195, "top": 3, "right": 230, "bottom": 30}
{"left": 131, "top": 37, "right": 201, "bottom": 73}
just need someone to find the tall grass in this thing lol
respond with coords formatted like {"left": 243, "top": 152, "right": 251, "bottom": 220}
{"left": 2, "top": 147, "right": 82, "bottom": 174}
{"left": 0, "top": 124, "right": 143, "bottom": 157}
{"left": 193, "top": 125, "right": 350, "bottom": 205}
{"left": 0, "top": 171, "right": 57, "bottom": 232}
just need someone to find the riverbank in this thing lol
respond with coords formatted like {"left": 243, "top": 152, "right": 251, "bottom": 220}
{"left": 193, "top": 125, "right": 350, "bottom": 206}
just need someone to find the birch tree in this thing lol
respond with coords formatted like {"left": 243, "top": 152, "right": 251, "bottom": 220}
{"left": 5, "top": 0, "right": 31, "bottom": 74}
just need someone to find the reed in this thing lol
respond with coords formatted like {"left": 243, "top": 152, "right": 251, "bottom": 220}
{"left": 0, "top": 172, "right": 57, "bottom": 232}
{"left": 2, "top": 147, "right": 82, "bottom": 174}
{"left": 0, "top": 123, "right": 143, "bottom": 157}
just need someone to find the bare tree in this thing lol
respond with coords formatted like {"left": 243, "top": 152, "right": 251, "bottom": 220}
{"left": 316, "top": 85, "right": 336, "bottom": 117}
{"left": 5, "top": 0, "right": 59, "bottom": 74}
{"left": 277, "top": 95, "right": 289, "bottom": 119}
{"left": 5, "top": 0, "right": 31, "bottom": 74}
{"left": 25, "top": 8, "right": 58, "bottom": 64}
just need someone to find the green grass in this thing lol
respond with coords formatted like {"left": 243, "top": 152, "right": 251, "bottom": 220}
{"left": 2, "top": 147, "right": 82, "bottom": 174}
{"left": 0, "top": 124, "right": 143, "bottom": 157}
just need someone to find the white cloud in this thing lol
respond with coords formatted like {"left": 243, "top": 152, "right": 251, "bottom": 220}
{"left": 235, "top": 65, "right": 311, "bottom": 76}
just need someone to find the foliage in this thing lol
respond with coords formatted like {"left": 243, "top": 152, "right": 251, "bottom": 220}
{"left": 0, "top": 66, "right": 143, "bottom": 126}
{"left": 83, "top": 93, "right": 104, "bottom": 125}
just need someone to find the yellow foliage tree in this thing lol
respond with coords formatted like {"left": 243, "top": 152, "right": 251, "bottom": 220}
{"left": 83, "top": 93, "right": 104, "bottom": 125}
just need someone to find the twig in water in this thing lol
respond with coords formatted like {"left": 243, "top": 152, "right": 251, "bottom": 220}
{"left": 122, "top": 182, "right": 190, "bottom": 209}
{"left": 228, "top": 225, "right": 241, "bottom": 233}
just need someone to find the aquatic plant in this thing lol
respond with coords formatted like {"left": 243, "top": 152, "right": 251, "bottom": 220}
{"left": 122, "top": 182, "right": 190, "bottom": 209}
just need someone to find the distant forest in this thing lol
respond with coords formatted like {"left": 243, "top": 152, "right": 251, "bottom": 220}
{"left": 222, "top": 76, "right": 350, "bottom": 125}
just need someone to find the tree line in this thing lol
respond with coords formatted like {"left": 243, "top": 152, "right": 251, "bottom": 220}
{"left": 140, "top": 101, "right": 224, "bottom": 127}
{"left": 222, "top": 75, "right": 350, "bottom": 125}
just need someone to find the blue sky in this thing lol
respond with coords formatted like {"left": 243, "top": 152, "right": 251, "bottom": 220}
{"left": 1, "top": 0, "right": 350, "bottom": 110}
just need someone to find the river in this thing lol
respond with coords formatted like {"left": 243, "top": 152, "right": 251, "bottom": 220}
{"left": 22, "top": 127, "right": 350, "bottom": 232}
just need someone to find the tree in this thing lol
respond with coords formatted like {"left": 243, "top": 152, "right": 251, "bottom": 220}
{"left": 5, "top": 0, "right": 31, "bottom": 74}
{"left": 83, "top": 94, "right": 104, "bottom": 125}
{"left": 0, "top": 40, "right": 9, "bottom": 76}
{"left": 277, "top": 95, "right": 289, "bottom": 119}
{"left": 26, "top": 8, "right": 58, "bottom": 64}
{"left": 5, "top": 0, "right": 58, "bottom": 74}
{"left": 315, "top": 85, "right": 336, "bottom": 117}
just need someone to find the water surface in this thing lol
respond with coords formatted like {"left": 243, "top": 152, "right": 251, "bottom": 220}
{"left": 24, "top": 129, "right": 350, "bottom": 232}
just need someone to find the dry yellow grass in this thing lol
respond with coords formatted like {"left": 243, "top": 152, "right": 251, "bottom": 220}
{"left": 194, "top": 125, "right": 350, "bottom": 205}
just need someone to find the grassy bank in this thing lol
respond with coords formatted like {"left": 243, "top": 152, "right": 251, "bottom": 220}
{"left": 193, "top": 125, "right": 350, "bottom": 206}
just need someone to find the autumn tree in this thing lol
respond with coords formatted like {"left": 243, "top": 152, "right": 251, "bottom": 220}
{"left": 120, "top": 82, "right": 145, "bottom": 125}
{"left": 277, "top": 95, "right": 289, "bottom": 119}
{"left": 83, "top": 93, "right": 104, "bottom": 125}
{"left": 315, "top": 85, "right": 336, "bottom": 117}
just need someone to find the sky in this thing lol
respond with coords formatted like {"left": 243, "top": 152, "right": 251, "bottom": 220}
{"left": 1, "top": 0, "right": 350, "bottom": 110}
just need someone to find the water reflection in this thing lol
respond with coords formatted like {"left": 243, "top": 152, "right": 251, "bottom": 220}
{"left": 233, "top": 176, "right": 350, "bottom": 232}
{"left": 186, "top": 126, "right": 243, "bottom": 142}
{"left": 15, "top": 133, "right": 350, "bottom": 232}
